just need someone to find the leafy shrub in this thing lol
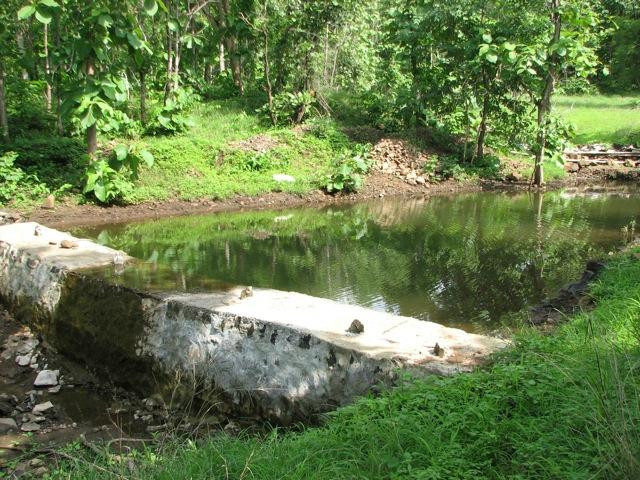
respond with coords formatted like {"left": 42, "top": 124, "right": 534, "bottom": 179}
{"left": 325, "top": 145, "right": 372, "bottom": 193}
{"left": 0, "top": 152, "right": 48, "bottom": 204}
{"left": 84, "top": 144, "right": 154, "bottom": 203}
{"left": 6, "top": 80, "right": 56, "bottom": 135}
{"left": 540, "top": 116, "right": 575, "bottom": 163}
{"left": 307, "top": 118, "right": 350, "bottom": 150}
{"left": 145, "top": 88, "right": 195, "bottom": 135}
{"left": 201, "top": 72, "right": 241, "bottom": 100}
{"left": 258, "top": 90, "right": 317, "bottom": 126}
{"left": 0, "top": 135, "right": 86, "bottom": 167}
{"left": 558, "top": 77, "right": 597, "bottom": 95}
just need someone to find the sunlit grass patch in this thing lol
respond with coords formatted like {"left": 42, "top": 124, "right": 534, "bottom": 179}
{"left": 555, "top": 94, "right": 640, "bottom": 146}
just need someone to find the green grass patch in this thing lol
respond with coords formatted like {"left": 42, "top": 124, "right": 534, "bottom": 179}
{"left": 52, "top": 250, "right": 640, "bottom": 479}
{"left": 555, "top": 94, "right": 640, "bottom": 146}
{"left": 123, "top": 101, "right": 343, "bottom": 204}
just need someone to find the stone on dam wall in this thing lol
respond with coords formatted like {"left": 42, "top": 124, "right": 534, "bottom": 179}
{"left": 0, "top": 222, "right": 507, "bottom": 423}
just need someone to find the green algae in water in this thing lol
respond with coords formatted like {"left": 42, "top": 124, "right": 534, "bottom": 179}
{"left": 74, "top": 190, "right": 640, "bottom": 333}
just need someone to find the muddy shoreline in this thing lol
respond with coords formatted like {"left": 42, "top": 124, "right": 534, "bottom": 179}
{"left": 13, "top": 167, "right": 638, "bottom": 230}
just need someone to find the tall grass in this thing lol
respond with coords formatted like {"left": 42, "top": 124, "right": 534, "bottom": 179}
{"left": 52, "top": 251, "right": 640, "bottom": 479}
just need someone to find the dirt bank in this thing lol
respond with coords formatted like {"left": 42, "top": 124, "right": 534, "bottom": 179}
{"left": 11, "top": 164, "right": 638, "bottom": 230}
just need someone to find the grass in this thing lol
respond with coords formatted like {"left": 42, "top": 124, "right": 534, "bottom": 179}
{"left": 555, "top": 94, "right": 640, "bottom": 146}
{"left": 118, "top": 101, "right": 350, "bottom": 203}
{"left": 50, "top": 249, "right": 640, "bottom": 479}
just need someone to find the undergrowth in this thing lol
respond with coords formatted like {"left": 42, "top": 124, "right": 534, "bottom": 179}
{"left": 51, "top": 250, "right": 640, "bottom": 479}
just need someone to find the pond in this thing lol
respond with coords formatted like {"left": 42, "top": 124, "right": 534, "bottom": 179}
{"left": 74, "top": 188, "right": 640, "bottom": 334}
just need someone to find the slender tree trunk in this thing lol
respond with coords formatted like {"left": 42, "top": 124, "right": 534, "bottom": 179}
{"left": 16, "top": 31, "right": 30, "bottom": 80}
{"left": 0, "top": 59, "right": 9, "bottom": 142}
{"left": 476, "top": 93, "right": 490, "bottom": 159}
{"left": 85, "top": 59, "right": 97, "bottom": 157}
{"left": 164, "top": 24, "right": 174, "bottom": 103}
{"left": 533, "top": 0, "right": 562, "bottom": 187}
{"left": 172, "top": 32, "right": 181, "bottom": 91}
{"left": 140, "top": 70, "right": 147, "bottom": 125}
{"left": 323, "top": 24, "right": 329, "bottom": 83}
{"left": 219, "top": 0, "right": 243, "bottom": 93}
{"left": 263, "top": 29, "right": 276, "bottom": 126}
{"left": 219, "top": 42, "right": 225, "bottom": 72}
{"left": 44, "top": 24, "right": 52, "bottom": 112}
{"left": 55, "top": 84, "right": 63, "bottom": 135}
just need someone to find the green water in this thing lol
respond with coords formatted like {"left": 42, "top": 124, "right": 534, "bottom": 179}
{"left": 75, "top": 189, "right": 640, "bottom": 333}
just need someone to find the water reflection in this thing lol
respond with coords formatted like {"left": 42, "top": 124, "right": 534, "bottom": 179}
{"left": 74, "top": 190, "right": 640, "bottom": 333}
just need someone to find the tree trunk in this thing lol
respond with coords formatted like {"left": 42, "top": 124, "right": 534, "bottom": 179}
{"left": 85, "top": 59, "right": 97, "bottom": 157}
{"left": 476, "top": 93, "right": 490, "bottom": 159}
{"left": 533, "top": 0, "right": 562, "bottom": 187}
{"left": 164, "top": 24, "right": 174, "bottom": 104}
{"left": 140, "top": 71, "right": 147, "bottom": 125}
{"left": 225, "top": 37, "right": 243, "bottom": 93}
{"left": 16, "top": 30, "right": 30, "bottom": 80}
{"left": 219, "top": 0, "right": 243, "bottom": 93}
{"left": 263, "top": 29, "right": 276, "bottom": 126}
{"left": 219, "top": 42, "right": 225, "bottom": 72}
{"left": 44, "top": 24, "right": 52, "bottom": 112}
{"left": 0, "top": 59, "right": 9, "bottom": 142}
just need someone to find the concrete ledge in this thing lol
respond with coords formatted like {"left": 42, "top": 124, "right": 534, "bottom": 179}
{"left": 0, "top": 222, "right": 507, "bottom": 423}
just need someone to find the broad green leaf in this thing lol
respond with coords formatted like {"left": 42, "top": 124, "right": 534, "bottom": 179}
{"left": 144, "top": 0, "right": 158, "bottom": 16}
{"left": 503, "top": 42, "right": 515, "bottom": 51}
{"left": 39, "top": 0, "right": 59, "bottom": 7}
{"left": 17, "top": 5, "right": 36, "bottom": 20}
{"left": 80, "top": 106, "right": 97, "bottom": 129}
{"left": 482, "top": 33, "right": 492, "bottom": 44}
{"left": 114, "top": 145, "right": 128, "bottom": 162}
{"left": 167, "top": 20, "right": 179, "bottom": 32}
{"left": 140, "top": 150, "right": 154, "bottom": 167}
{"left": 97, "top": 14, "right": 113, "bottom": 27}
{"left": 486, "top": 53, "right": 498, "bottom": 63}
{"left": 35, "top": 7, "right": 52, "bottom": 24}
{"left": 127, "top": 32, "right": 143, "bottom": 49}
{"left": 94, "top": 181, "right": 107, "bottom": 202}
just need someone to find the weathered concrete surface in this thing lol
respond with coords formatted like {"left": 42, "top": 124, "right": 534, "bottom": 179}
{"left": 0, "top": 222, "right": 507, "bottom": 423}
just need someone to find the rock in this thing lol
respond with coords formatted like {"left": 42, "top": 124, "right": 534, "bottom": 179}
{"left": 33, "top": 401, "right": 54, "bottom": 415}
{"left": 33, "top": 467, "right": 49, "bottom": 477}
{"left": 48, "top": 386, "right": 61, "bottom": 394}
{"left": 16, "top": 354, "right": 32, "bottom": 367}
{"left": 239, "top": 286, "right": 253, "bottom": 299}
{"left": 42, "top": 195, "right": 55, "bottom": 209}
{"left": 346, "top": 319, "right": 365, "bottom": 334}
{"left": 29, "top": 458, "right": 45, "bottom": 467}
{"left": 16, "top": 338, "right": 38, "bottom": 354}
{"left": 34, "top": 369, "right": 59, "bottom": 387}
{"left": 415, "top": 176, "right": 426, "bottom": 185}
{"left": 0, "top": 401, "right": 13, "bottom": 415}
{"left": 0, "top": 417, "right": 18, "bottom": 433}
{"left": 272, "top": 173, "right": 296, "bottom": 183}
{"left": 21, "top": 421, "right": 41, "bottom": 432}
{"left": 60, "top": 240, "right": 78, "bottom": 249}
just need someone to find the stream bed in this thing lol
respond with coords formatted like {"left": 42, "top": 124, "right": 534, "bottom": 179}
{"left": 74, "top": 188, "right": 640, "bottom": 334}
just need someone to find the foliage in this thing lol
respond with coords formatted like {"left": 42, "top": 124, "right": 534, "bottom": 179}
{"left": 600, "top": 17, "right": 640, "bottom": 91}
{"left": 0, "top": 151, "right": 48, "bottom": 204}
{"left": 324, "top": 144, "right": 371, "bottom": 193}
{"left": 0, "top": 134, "right": 86, "bottom": 167}
{"left": 83, "top": 144, "right": 153, "bottom": 203}
{"left": 258, "top": 90, "right": 317, "bottom": 126}
{"left": 145, "top": 89, "right": 195, "bottom": 136}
